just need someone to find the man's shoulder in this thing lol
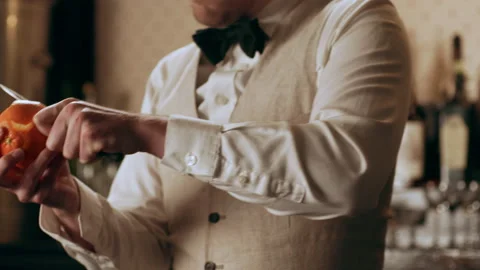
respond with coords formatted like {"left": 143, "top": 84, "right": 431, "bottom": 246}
{"left": 153, "top": 43, "right": 198, "bottom": 72}
{"left": 314, "top": 0, "right": 400, "bottom": 69}
{"left": 328, "top": 0, "right": 395, "bottom": 18}
{"left": 147, "top": 43, "right": 198, "bottom": 86}
{"left": 325, "top": 0, "right": 399, "bottom": 36}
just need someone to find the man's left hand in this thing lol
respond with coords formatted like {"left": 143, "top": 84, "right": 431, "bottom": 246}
{"left": 33, "top": 98, "right": 167, "bottom": 163}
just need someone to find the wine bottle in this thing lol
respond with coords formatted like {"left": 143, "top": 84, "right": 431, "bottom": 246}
{"left": 422, "top": 103, "right": 441, "bottom": 186}
{"left": 394, "top": 93, "right": 426, "bottom": 189}
{"left": 439, "top": 34, "right": 473, "bottom": 185}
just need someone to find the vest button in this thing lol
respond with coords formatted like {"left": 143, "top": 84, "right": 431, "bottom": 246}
{"left": 204, "top": 261, "right": 216, "bottom": 270}
{"left": 208, "top": 212, "right": 221, "bottom": 224}
{"left": 214, "top": 94, "right": 229, "bottom": 106}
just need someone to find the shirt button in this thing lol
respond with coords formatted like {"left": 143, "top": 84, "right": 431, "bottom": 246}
{"left": 214, "top": 94, "right": 229, "bottom": 106}
{"left": 185, "top": 153, "right": 198, "bottom": 167}
{"left": 208, "top": 212, "right": 221, "bottom": 224}
{"left": 205, "top": 261, "right": 216, "bottom": 270}
{"left": 238, "top": 176, "right": 249, "bottom": 186}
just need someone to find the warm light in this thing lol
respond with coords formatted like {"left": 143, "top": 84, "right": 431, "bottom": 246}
{"left": 6, "top": 15, "right": 18, "bottom": 28}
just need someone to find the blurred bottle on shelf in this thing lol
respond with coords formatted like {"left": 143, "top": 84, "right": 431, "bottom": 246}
{"left": 422, "top": 103, "right": 441, "bottom": 187}
{"left": 438, "top": 34, "right": 475, "bottom": 186}
{"left": 394, "top": 93, "right": 426, "bottom": 190}
{"left": 82, "top": 82, "right": 97, "bottom": 104}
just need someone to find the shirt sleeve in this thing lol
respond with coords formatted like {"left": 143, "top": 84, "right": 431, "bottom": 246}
{"left": 39, "top": 74, "right": 171, "bottom": 270}
{"left": 160, "top": 3, "right": 412, "bottom": 219}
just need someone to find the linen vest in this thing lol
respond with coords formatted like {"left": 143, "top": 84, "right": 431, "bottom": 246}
{"left": 154, "top": 0, "right": 395, "bottom": 269}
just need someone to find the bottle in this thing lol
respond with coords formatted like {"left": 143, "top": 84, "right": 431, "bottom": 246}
{"left": 82, "top": 82, "right": 97, "bottom": 104}
{"left": 422, "top": 102, "right": 441, "bottom": 186}
{"left": 472, "top": 67, "right": 480, "bottom": 180}
{"left": 439, "top": 34, "right": 472, "bottom": 185}
{"left": 394, "top": 93, "right": 426, "bottom": 189}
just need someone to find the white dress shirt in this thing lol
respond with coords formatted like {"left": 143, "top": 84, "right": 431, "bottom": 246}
{"left": 39, "top": 0, "right": 411, "bottom": 269}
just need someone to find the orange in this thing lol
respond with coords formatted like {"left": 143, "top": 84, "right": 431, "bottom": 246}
{"left": 0, "top": 100, "right": 47, "bottom": 180}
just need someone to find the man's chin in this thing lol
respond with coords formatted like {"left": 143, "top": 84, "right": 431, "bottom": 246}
{"left": 191, "top": 4, "right": 239, "bottom": 28}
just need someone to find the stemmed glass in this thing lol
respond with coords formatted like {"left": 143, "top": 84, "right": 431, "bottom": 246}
{"left": 443, "top": 179, "right": 467, "bottom": 249}
{"left": 461, "top": 181, "right": 480, "bottom": 249}
{"left": 424, "top": 180, "right": 450, "bottom": 249}
{"left": 424, "top": 177, "right": 466, "bottom": 249}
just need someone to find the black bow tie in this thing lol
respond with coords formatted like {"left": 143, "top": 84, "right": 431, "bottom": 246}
{"left": 192, "top": 17, "right": 270, "bottom": 65}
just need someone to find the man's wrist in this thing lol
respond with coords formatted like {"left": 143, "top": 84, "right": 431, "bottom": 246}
{"left": 51, "top": 176, "right": 81, "bottom": 222}
{"left": 137, "top": 115, "right": 168, "bottom": 158}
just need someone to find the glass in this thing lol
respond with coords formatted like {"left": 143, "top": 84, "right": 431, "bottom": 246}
{"left": 444, "top": 179, "right": 467, "bottom": 248}
{"left": 462, "top": 182, "right": 480, "bottom": 249}
{"left": 424, "top": 181, "right": 450, "bottom": 249}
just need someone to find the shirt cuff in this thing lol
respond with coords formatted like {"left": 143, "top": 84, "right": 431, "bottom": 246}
{"left": 39, "top": 179, "right": 108, "bottom": 261}
{"left": 160, "top": 114, "right": 222, "bottom": 178}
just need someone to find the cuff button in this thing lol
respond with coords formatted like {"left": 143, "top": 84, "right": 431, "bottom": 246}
{"left": 185, "top": 153, "right": 198, "bottom": 167}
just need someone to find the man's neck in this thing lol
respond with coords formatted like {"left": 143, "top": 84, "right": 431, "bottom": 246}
{"left": 247, "top": 0, "right": 273, "bottom": 17}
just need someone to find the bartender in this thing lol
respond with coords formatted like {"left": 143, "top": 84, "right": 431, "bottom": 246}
{"left": 0, "top": 0, "right": 411, "bottom": 269}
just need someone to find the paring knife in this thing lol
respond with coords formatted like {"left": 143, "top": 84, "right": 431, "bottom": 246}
{"left": 0, "top": 84, "right": 123, "bottom": 162}
{"left": 0, "top": 84, "right": 28, "bottom": 100}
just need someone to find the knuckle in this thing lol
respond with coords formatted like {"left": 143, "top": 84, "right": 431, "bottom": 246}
{"left": 46, "top": 140, "right": 58, "bottom": 152}
{"left": 72, "top": 100, "right": 86, "bottom": 107}
{"left": 63, "top": 150, "right": 74, "bottom": 160}
{"left": 62, "top": 97, "right": 78, "bottom": 105}
{"left": 82, "top": 120, "right": 98, "bottom": 137}
{"left": 64, "top": 102, "right": 81, "bottom": 115}
{"left": 17, "top": 193, "right": 31, "bottom": 203}
{"left": 81, "top": 124, "right": 95, "bottom": 139}
{"left": 30, "top": 195, "right": 41, "bottom": 204}
{"left": 81, "top": 106, "right": 93, "bottom": 113}
{"left": 46, "top": 137, "right": 62, "bottom": 151}
{"left": 78, "top": 108, "right": 93, "bottom": 122}
{"left": 106, "top": 135, "right": 116, "bottom": 147}
{"left": 31, "top": 193, "right": 45, "bottom": 204}
{"left": 92, "top": 140, "right": 105, "bottom": 152}
{"left": 63, "top": 145, "right": 78, "bottom": 160}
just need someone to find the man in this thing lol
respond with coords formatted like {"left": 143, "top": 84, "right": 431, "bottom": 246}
{"left": 0, "top": 0, "right": 412, "bottom": 269}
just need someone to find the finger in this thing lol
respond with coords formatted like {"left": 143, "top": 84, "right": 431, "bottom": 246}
{"left": 63, "top": 109, "right": 83, "bottom": 160}
{"left": 16, "top": 149, "right": 57, "bottom": 203}
{"left": 0, "top": 149, "right": 24, "bottom": 188}
{"left": 79, "top": 111, "right": 104, "bottom": 164}
{"left": 33, "top": 98, "right": 78, "bottom": 136}
{"left": 79, "top": 126, "right": 97, "bottom": 164}
{"left": 45, "top": 101, "right": 84, "bottom": 152}
{"left": 0, "top": 126, "right": 6, "bottom": 141}
{"left": 29, "top": 170, "right": 54, "bottom": 204}
{"left": 0, "top": 149, "right": 24, "bottom": 177}
{"left": 30, "top": 155, "right": 65, "bottom": 204}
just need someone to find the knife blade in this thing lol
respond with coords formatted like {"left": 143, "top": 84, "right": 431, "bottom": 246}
{"left": 0, "top": 83, "right": 123, "bottom": 162}
{"left": 0, "top": 84, "right": 28, "bottom": 101}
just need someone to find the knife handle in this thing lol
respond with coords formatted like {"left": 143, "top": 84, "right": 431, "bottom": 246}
{"left": 97, "top": 152, "right": 124, "bottom": 162}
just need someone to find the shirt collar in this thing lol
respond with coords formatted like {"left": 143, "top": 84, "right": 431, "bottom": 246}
{"left": 256, "top": 0, "right": 301, "bottom": 38}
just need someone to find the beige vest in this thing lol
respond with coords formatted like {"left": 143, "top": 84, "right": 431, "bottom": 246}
{"left": 156, "top": 0, "right": 393, "bottom": 269}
